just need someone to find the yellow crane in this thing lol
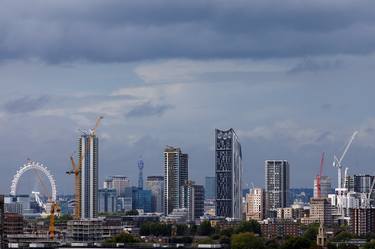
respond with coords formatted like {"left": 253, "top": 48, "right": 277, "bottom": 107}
{"left": 67, "top": 153, "right": 83, "bottom": 219}
{"left": 49, "top": 202, "right": 61, "bottom": 240}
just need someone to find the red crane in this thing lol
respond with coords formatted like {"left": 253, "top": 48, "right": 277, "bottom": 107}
{"left": 316, "top": 152, "right": 325, "bottom": 198}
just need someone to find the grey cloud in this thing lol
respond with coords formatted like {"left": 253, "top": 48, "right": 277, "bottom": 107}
{"left": 1, "top": 1, "right": 375, "bottom": 63}
{"left": 288, "top": 58, "right": 342, "bottom": 74}
{"left": 126, "top": 102, "right": 173, "bottom": 118}
{"left": 3, "top": 96, "right": 50, "bottom": 114}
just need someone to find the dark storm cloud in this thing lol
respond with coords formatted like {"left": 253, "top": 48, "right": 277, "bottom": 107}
{"left": 126, "top": 102, "right": 173, "bottom": 118}
{"left": 2, "top": 0, "right": 375, "bottom": 63}
{"left": 3, "top": 96, "right": 49, "bottom": 114}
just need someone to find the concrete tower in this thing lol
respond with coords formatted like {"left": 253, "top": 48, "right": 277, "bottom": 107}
{"left": 79, "top": 134, "right": 99, "bottom": 219}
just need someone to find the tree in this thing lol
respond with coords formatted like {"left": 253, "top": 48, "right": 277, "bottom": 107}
{"left": 176, "top": 224, "right": 188, "bottom": 236}
{"left": 364, "top": 241, "right": 375, "bottom": 249}
{"left": 234, "top": 220, "right": 261, "bottom": 235}
{"left": 198, "top": 221, "right": 214, "bottom": 236}
{"left": 231, "top": 232, "right": 265, "bottom": 249}
{"left": 334, "top": 231, "right": 354, "bottom": 242}
{"left": 106, "top": 232, "right": 139, "bottom": 244}
{"left": 125, "top": 209, "right": 139, "bottom": 216}
{"left": 280, "top": 237, "right": 310, "bottom": 249}
{"left": 303, "top": 223, "right": 319, "bottom": 242}
{"left": 265, "top": 239, "right": 280, "bottom": 249}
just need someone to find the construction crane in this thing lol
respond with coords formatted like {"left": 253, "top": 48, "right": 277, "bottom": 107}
{"left": 90, "top": 116, "right": 103, "bottom": 136}
{"left": 67, "top": 152, "right": 84, "bottom": 219}
{"left": 333, "top": 131, "right": 358, "bottom": 189}
{"left": 49, "top": 202, "right": 61, "bottom": 240}
{"left": 316, "top": 152, "right": 325, "bottom": 198}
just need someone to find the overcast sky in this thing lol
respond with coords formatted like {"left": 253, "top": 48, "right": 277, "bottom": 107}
{"left": 2, "top": 0, "right": 375, "bottom": 195}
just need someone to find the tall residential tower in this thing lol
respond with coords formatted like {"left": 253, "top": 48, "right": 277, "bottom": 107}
{"left": 215, "top": 128, "right": 242, "bottom": 219}
{"left": 164, "top": 146, "right": 188, "bottom": 215}
{"left": 265, "top": 160, "right": 290, "bottom": 216}
{"left": 79, "top": 134, "right": 99, "bottom": 219}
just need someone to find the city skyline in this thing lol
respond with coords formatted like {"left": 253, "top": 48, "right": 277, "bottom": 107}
{"left": 2, "top": 1, "right": 375, "bottom": 195}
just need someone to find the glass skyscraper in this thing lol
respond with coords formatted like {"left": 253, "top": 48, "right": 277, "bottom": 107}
{"left": 215, "top": 128, "right": 242, "bottom": 219}
{"left": 205, "top": 176, "right": 216, "bottom": 200}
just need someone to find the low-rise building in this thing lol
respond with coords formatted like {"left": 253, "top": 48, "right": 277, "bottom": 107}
{"left": 260, "top": 219, "right": 302, "bottom": 239}
{"left": 67, "top": 219, "right": 103, "bottom": 243}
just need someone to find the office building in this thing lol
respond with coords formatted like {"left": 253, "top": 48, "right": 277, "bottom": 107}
{"left": 215, "top": 128, "right": 242, "bottom": 219}
{"left": 99, "top": 189, "right": 116, "bottom": 213}
{"left": 164, "top": 146, "right": 188, "bottom": 215}
{"left": 246, "top": 188, "right": 265, "bottom": 221}
{"left": 313, "top": 176, "right": 332, "bottom": 198}
{"left": 79, "top": 134, "right": 99, "bottom": 219}
{"left": 205, "top": 176, "right": 216, "bottom": 200}
{"left": 104, "top": 176, "right": 130, "bottom": 197}
{"left": 265, "top": 160, "right": 290, "bottom": 215}
{"left": 124, "top": 187, "right": 152, "bottom": 213}
{"left": 350, "top": 208, "right": 375, "bottom": 236}
{"left": 181, "top": 181, "right": 205, "bottom": 222}
{"left": 145, "top": 176, "right": 164, "bottom": 213}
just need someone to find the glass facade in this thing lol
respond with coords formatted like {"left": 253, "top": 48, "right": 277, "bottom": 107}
{"left": 215, "top": 128, "right": 242, "bottom": 219}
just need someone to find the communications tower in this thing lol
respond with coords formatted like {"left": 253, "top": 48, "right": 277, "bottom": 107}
{"left": 138, "top": 157, "right": 144, "bottom": 189}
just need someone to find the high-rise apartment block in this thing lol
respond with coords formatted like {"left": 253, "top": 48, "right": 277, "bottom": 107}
{"left": 245, "top": 188, "right": 265, "bottom": 221}
{"left": 181, "top": 181, "right": 205, "bottom": 222}
{"left": 104, "top": 176, "right": 130, "bottom": 197}
{"left": 204, "top": 176, "right": 216, "bottom": 200}
{"left": 313, "top": 176, "right": 332, "bottom": 198}
{"left": 164, "top": 146, "right": 188, "bottom": 215}
{"left": 146, "top": 176, "right": 164, "bottom": 213}
{"left": 215, "top": 128, "right": 242, "bottom": 219}
{"left": 79, "top": 134, "right": 99, "bottom": 219}
{"left": 265, "top": 160, "right": 290, "bottom": 215}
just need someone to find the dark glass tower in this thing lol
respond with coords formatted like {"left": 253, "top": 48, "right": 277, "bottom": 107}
{"left": 215, "top": 128, "right": 242, "bottom": 219}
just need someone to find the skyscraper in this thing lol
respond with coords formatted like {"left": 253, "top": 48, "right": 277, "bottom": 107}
{"left": 215, "top": 128, "right": 242, "bottom": 219}
{"left": 79, "top": 134, "right": 99, "bottom": 219}
{"left": 146, "top": 176, "right": 164, "bottom": 213}
{"left": 164, "top": 146, "right": 188, "bottom": 215}
{"left": 265, "top": 160, "right": 290, "bottom": 216}
{"left": 205, "top": 176, "right": 216, "bottom": 200}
